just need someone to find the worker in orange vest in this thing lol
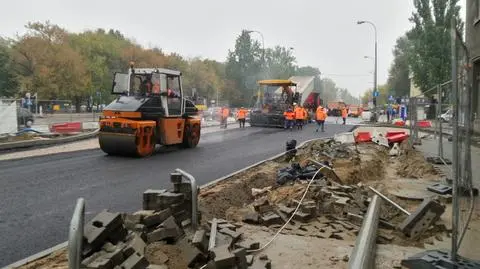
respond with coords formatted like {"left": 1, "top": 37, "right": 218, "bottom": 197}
{"left": 283, "top": 107, "right": 295, "bottom": 130}
{"left": 221, "top": 106, "right": 230, "bottom": 128}
{"left": 316, "top": 105, "right": 327, "bottom": 132}
{"left": 294, "top": 104, "right": 305, "bottom": 130}
{"left": 236, "top": 107, "right": 248, "bottom": 128}
{"left": 341, "top": 107, "right": 348, "bottom": 125}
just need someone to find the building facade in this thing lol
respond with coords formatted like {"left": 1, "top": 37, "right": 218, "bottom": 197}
{"left": 466, "top": 0, "right": 480, "bottom": 133}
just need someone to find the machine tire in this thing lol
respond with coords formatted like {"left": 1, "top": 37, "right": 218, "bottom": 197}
{"left": 183, "top": 123, "right": 200, "bottom": 148}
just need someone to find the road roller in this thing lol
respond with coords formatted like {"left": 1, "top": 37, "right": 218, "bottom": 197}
{"left": 98, "top": 63, "right": 201, "bottom": 157}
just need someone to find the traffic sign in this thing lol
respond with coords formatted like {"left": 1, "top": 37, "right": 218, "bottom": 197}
{"left": 373, "top": 91, "right": 379, "bottom": 97}
{"left": 389, "top": 95, "right": 394, "bottom": 101}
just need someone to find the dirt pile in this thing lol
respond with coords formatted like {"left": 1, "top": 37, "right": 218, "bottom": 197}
{"left": 199, "top": 161, "right": 282, "bottom": 221}
{"left": 199, "top": 140, "right": 450, "bottom": 251}
{"left": 397, "top": 148, "right": 438, "bottom": 179}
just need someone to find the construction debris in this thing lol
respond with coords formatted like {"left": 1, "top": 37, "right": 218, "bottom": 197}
{"left": 20, "top": 135, "right": 456, "bottom": 269}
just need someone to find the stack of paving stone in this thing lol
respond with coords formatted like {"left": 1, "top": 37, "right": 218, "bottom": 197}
{"left": 81, "top": 177, "right": 199, "bottom": 269}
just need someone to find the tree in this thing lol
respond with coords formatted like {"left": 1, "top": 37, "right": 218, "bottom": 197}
{"left": 387, "top": 35, "right": 411, "bottom": 97}
{"left": 407, "top": 0, "right": 463, "bottom": 95}
{"left": 12, "top": 21, "right": 90, "bottom": 111}
{"left": 225, "top": 30, "right": 263, "bottom": 105}
{"left": 0, "top": 39, "right": 19, "bottom": 97}
{"left": 295, "top": 66, "right": 321, "bottom": 76}
{"left": 263, "top": 46, "right": 296, "bottom": 79}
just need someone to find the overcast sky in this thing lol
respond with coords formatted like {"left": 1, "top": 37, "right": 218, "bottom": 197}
{"left": 0, "top": 0, "right": 467, "bottom": 97}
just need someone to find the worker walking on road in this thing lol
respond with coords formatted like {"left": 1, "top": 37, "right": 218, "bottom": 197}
{"left": 221, "top": 106, "right": 230, "bottom": 128}
{"left": 284, "top": 107, "right": 295, "bottom": 131}
{"left": 236, "top": 107, "right": 248, "bottom": 128}
{"left": 316, "top": 105, "right": 327, "bottom": 132}
{"left": 294, "top": 104, "right": 305, "bottom": 130}
{"left": 341, "top": 107, "right": 348, "bottom": 125}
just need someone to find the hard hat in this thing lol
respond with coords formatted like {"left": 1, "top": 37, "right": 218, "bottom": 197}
{"left": 293, "top": 102, "right": 297, "bottom": 106}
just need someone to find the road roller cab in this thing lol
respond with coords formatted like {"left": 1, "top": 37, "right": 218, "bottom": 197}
{"left": 99, "top": 64, "right": 201, "bottom": 157}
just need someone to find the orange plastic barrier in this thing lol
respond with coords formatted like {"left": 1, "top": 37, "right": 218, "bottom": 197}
{"left": 417, "top": 120, "right": 432, "bottom": 128}
{"left": 355, "top": 132, "right": 372, "bottom": 143}
{"left": 387, "top": 133, "right": 409, "bottom": 144}
{"left": 50, "top": 122, "right": 82, "bottom": 133}
{"left": 386, "top": 131, "right": 406, "bottom": 138}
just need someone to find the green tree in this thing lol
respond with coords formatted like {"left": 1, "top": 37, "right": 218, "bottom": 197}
{"left": 387, "top": 35, "right": 411, "bottom": 97}
{"left": 263, "top": 46, "right": 296, "bottom": 79}
{"left": 0, "top": 38, "right": 19, "bottom": 97}
{"left": 407, "top": 0, "right": 463, "bottom": 94}
{"left": 225, "top": 30, "right": 263, "bottom": 105}
{"left": 294, "top": 66, "right": 321, "bottom": 76}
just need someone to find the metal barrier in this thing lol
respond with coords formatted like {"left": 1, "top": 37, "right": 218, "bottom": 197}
{"left": 68, "top": 198, "right": 85, "bottom": 269}
{"left": 348, "top": 195, "right": 382, "bottom": 269}
{"left": 172, "top": 168, "right": 198, "bottom": 230}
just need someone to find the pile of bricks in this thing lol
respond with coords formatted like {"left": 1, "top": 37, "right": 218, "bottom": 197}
{"left": 238, "top": 182, "right": 401, "bottom": 244}
{"left": 187, "top": 219, "right": 272, "bottom": 269}
{"left": 81, "top": 177, "right": 198, "bottom": 269}
{"left": 81, "top": 210, "right": 151, "bottom": 269}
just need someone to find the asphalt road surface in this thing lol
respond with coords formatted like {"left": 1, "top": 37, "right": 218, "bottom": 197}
{"left": 0, "top": 123, "right": 354, "bottom": 266}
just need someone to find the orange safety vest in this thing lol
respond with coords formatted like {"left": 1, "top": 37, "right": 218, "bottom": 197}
{"left": 237, "top": 109, "right": 247, "bottom": 119}
{"left": 284, "top": 111, "right": 295, "bottom": 120}
{"left": 316, "top": 107, "right": 327, "bottom": 121}
{"left": 294, "top": 107, "right": 304, "bottom": 120}
{"left": 341, "top": 108, "right": 348, "bottom": 118}
{"left": 302, "top": 108, "right": 307, "bottom": 119}
{"left": 222, "top": 108, "right": 230, "bottom": 118}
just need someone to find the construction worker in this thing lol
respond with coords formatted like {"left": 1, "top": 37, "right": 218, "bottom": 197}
{"left": 221, "top": 106, "right": 230, "bottom": 128}
{"left": 294, "top": 104, "right": 305, "bottom": 130}
{"left": 236, "top": 107, "right": 248, "bottom": 128}
{"left": 341, "top": 106, "right": 348, "bottom": 125}
{"left": 283, "top": 107, "right": 295, "bottom": 131}
{"left": 316, "top": 105, "right": 327, "bottom": 132}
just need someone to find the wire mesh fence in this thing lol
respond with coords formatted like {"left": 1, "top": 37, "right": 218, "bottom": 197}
{"left": 451, "top": 33, "right": 475, "bottom": 259}
{"left": 0, "top": 99, "right": 103, "bottom": 135}
{"left": 0, "top": 97, "right": 240, "bottom": 136}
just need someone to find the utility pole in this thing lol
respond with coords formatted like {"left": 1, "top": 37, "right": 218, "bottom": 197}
{"left": 358, "top": 21, "right": 378, "bottom": 122}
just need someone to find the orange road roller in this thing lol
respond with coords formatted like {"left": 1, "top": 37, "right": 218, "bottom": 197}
{"left": 98, "top": 63, "right": 201, "bottom": 157}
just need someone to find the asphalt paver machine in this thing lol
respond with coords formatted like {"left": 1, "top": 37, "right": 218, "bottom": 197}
{"left": 249, "top": 79, "right": 298, "bottom": 128}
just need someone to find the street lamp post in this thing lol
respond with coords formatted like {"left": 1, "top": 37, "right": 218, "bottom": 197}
{"left": 357, "top": 20, "right": 378, "bottom": 122}
{"left": 245, "top": 30, "right": 265, "bottom": 68}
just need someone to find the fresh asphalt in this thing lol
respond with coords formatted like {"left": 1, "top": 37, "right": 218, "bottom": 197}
{"left": 0, "top": 122, "right": 355, "bottom": 266}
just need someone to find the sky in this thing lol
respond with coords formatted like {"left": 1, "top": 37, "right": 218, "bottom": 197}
{"left": 0, "top": 0, "right": 468, "bottom": 98}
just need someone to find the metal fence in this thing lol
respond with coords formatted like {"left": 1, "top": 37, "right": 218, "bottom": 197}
{"left": 402, "top": 25, "right": 475, "bottom": 262}
{"left": 0, "top": 99, "right": 103, "bottom": 135}
{"left": 0, "top": 98, "right": 240, "bottom": 135}
{"left": 450, "top": 27, "right": 475, "bottom": 260}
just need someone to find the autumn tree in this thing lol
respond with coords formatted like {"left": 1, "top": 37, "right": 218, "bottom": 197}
{"left": 12, "top": 21, "right": 89, "bottom": 111}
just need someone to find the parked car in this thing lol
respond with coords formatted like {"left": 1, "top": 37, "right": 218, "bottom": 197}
{"left": 17, "top": 107, "right": 34, "bottom": 127}
{"left": 361, "top": 109, "right": 372, "bottom": 122}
